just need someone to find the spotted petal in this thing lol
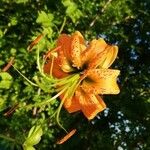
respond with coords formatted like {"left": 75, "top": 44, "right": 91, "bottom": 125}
{"left": 89, "top": 45, "right": 118, "bottom": 69}
{"left": 76, "top": 88, "right": 106, "bottom": 120}
{"left": 71, "top": 31, "right": 86, "bottom": 68}
{"left": 101, "top": 46, "right": 118, "bottom": 68}
{"left": 60, "top": 95, "right": 81, "bottom": 113}
{"left": 81, "top": 69, "right": 120, "bottom": 94}
{"left": 81, "top": 38, "right": 107, "bottom": 67}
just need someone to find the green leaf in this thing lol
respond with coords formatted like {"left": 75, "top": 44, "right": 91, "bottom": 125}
{"left": 10, "top": 16, "right": 18, "bottom": 26}
{"left": 43, "top": 27, "right": 53, "bottom": 38}
{"left": 0, "top": 97, "right": 6, "bottom": 112}
{"left": 0, "top": 72, "right": 13, "bottom": 89}
{"left": 15, "top": 0, "right": 29, "bottom": 4}
{"left": 23, "top": 125, "right": 43, "bottom": 147}
{"left": 23, "top": 145, "right": 35, "bottom": 150}
{"left": 62, "top": 0, "right": 83, "bottom": 23}
{"left": 147, "top": 98, "right": 150, "bottom": 103}
{"left": 36, "top": 11, "right": 54, "bottom": 27}
{"left": 0, "top": 60, "right": 5, "bottom": 66}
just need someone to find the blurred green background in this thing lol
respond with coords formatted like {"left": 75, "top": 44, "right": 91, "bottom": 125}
{"left": 0, "top": 0, "right": 150, "bottom": 149}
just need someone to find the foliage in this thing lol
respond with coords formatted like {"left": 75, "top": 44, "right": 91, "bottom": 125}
{"left": 23, "top": 125, "right": 43, "bottom": 150}
{"left": 0, "top": 0, "right": 150, "bottom": 149}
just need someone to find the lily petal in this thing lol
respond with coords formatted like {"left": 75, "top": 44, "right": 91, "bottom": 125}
{"left": 44, "top": 58, "right": 68, "bottom": 78}
{"left": 71, "top": 31, "right": 85, "bottom": 68}
{"left": 56, "top": 34, "right": 74, "bottom": 73}
{"left": 60, "top": 95, "right": 81, "bottom": 113}
{"left": 81, "top": 39, "right": 107, "bottom": 67}
{"left": 89, "top": 45, "right": 118, "bottom": 69}
{"left": 73, "top": 31, "right": 85, "bottom": 46}
{"left": 57, "top": 34, "right": 72, "bottom": 61}
{"left": 81, "top": 69, "right": 120, "bottom": 94}
{"left": 76, "top": 88, "right": 106, "bottom": 120}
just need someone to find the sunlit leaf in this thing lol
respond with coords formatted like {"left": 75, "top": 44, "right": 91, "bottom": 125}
{"left": 0, "top": 72, "right": 13, "bottom": 89}
{"left": 23, "top": 125, "right": 43, "bottom": 148}
{"left": 36, "top": 11, "right": 54, "bottom": 27}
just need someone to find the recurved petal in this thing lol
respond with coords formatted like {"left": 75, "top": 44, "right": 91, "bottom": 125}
{"left": 101, "top": 45, "right": 118, "bottom": 68}
{"left": 57, "top": 34, "right": 72, "bottom": 61}
{"left": 73, "top": 31, "right": 85, "bottom": 46}
{"left": 81, "top": 69, "right": 120, "bottom": 94}
{"left": 76, "top": 88, "right": 106, "bottom": 120}
{"left": 71, "top": 31, "right": 86, "bottom": 68}
{"left": 89, "top": 45, "right": 118, "bottom": 69}
{"left": 81, "top": 38, "right": 107, "bottom": 66}
{"left": 60, "top": 95, "right": 81, "bottom": 113}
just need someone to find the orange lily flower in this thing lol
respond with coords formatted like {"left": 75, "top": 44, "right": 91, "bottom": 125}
{"left": 44, "top": 31, "right": 120, "bottom": 120}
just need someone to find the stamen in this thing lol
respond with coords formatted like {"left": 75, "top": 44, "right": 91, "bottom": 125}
{"left": 56, "top": 91, "right": 69, "bottom": 133}
{"left": 53, "top": 74, "right": 80, "bottom": 132}
{"left": 24, "top": 86, "right": 68, "bottom": 109}
{"left": 4, "top": 103, "right": 19, "bottom": 117}
{"left": 44, "top": 46, "right": 61, "bottom": 60}
{"left": 36, "top": 45, "right": 55, "bottom": 82}
{"left": 12, "top": 65, "right": 38, "bottom": 87}
{"left": 55, "top": 74, "right": 78, "bottom": 87}
{"left": 56, "top": 129, "right": 77, "bottom": 144}
{"left": 50, "top": 55, "right": 54, "bottom": 77}
{"left": 37, "top": 45, "right": 42, "bottom": 73}
{"left": 2, "top": 57, "right": 14, "bottom": 72}
{"left": 28, "top": 34, "right": 43, "bottom": 51}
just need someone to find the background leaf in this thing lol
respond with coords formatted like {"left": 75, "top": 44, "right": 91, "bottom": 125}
{"left": 0, "top": 72, "right": 13, "bottom": 89}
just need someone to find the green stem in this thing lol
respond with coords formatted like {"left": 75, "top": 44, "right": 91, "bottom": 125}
{"left": 36, "top": 45, "right": 55, "bottom": 82}
{"left": 54, "top": 75, "right": 80, "bottom": 133}
{"left": 50, "top": 55, "right": 54, "bottom": 77}
{"left": 12, "top": 65, "right": 38, "bottom": 87}
{"left": 59, "top": 17, "right": 67, "bottom": 34}
{"left": 24, "top": 87, "right": 67, "bottom": 110}
{"left": 0, "top": 134, "right": 21, "bottom": 145}
{"left": 55, "top": 74, "right": 79, "bottom": 86}
{"left": 56, "top": 91, "right": 69, "bottom": 133}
